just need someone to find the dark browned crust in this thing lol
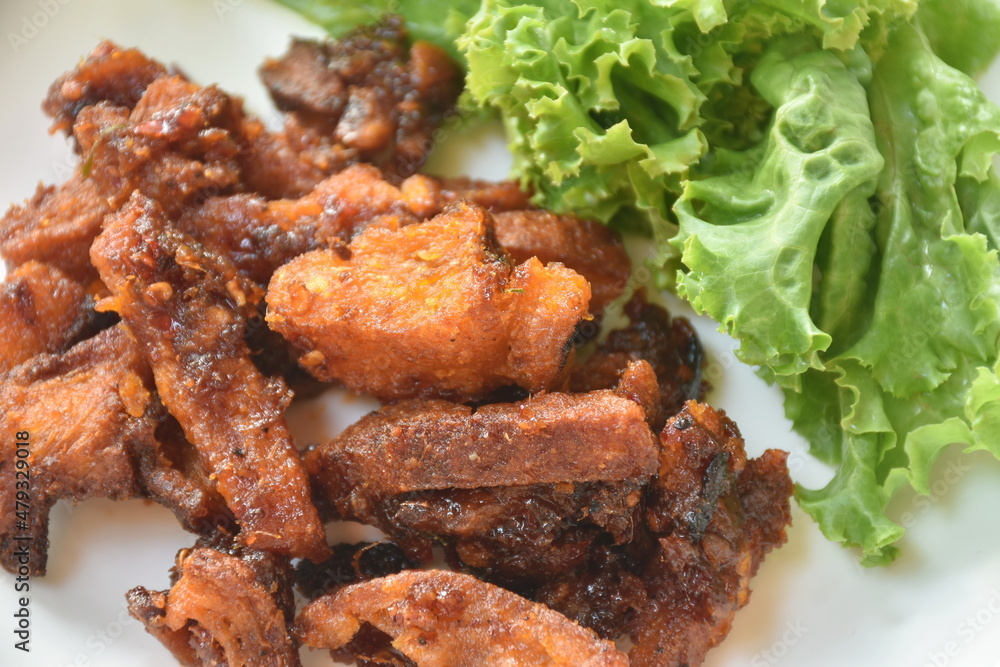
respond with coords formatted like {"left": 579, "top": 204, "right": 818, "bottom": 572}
{"left": 91, "top": 193, "right": 328, "bottom": 562}
{"left": 572, "top": 290, "right": 705, "bottom": 429}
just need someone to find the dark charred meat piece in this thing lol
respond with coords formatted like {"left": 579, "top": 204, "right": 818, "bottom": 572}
{"left": 295, "top": 570, "right": 629, "bottom": 667}
{"left": 296, "top": 542, "right": 416, "bottom": 601}
{"left": 528, "top": 401, "right": 792, "bottom": 666}
{"left": 0, "top": 261, "right": 93, "bottom": 374}
{"left": 304, "top": 383, "right": 658, "bottom": 574}
{"left": 0, "top": 176, "right": 109, "bottom": 282}
{"left": 258, "top": 17, "right": 460, "bottom": 188}
{"left": 0, "top": 325, "right": 159, "bottom": 575}
{"left": 43, "top": 40, "right": 168, "bottom": 135}
{"left": 572, "top": 290, "right": 705, "bottom": 429}
{"left": 73, "top": 75, "right": 244, "bottom": 217}
{"left": 492, "top": 210, "right": 631, "bottom": 314}
{"left": 267, "top": 202, "right": 591, "bottom": 401}
{"left": 91, "top": 193, "right": 328, "bottom": 562}
{"left": 127, "top": 541, "right": 299, "bottom": 667}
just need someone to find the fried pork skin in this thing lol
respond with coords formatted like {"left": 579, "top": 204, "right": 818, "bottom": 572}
{"left": 0, "top": 325, "right": 158, "bottom": 575}
{"left": 304, "top": 373, "right": 658, "bottom": 577}
{"left": 0, "top": 176, "right": 109, "bottom": 282}
{"left": 572, "top": 290, "right": 705, "bottom": 430}
{"left": 267, "top": 202, "right": 591, "bottom": 401}
{"left": 492, "top": 210, "right": 631, "bottom": 314}
{"left": 127, "top": 543, "right": 299, "bottom": 667}
{"left": 0, "top": 261, "right": 92, "bottom": 374}
{"left": 296, "top": 570, "right": 629, "bottom": 667}
{"left": 533, "top": 401, "right": 793, "bottom": 666}
{"left": 91, "top": 194, "right": 328, "bottom": 562}
{"left": 258, "top": 17, "right": 460, "bottom": 190}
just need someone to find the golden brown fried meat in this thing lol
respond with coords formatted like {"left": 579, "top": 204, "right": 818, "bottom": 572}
{"left": 127, "top": 541, "right": 299, "bottom": 667}
{"left": 0, "top": 261, "right": 93, "bottom": 374}
{"left": 0, "top": 325, "right": 159, "bottom": 575}
{"left": 492, "top": 210, "right": 631, "bottom": 314}
{"left": 0, "top": 176, "right": 109, "bottom": 282}
{"left": 572, "top": 290, "right": 705, "bottom": 430}
{"left": 267, "top": 202, "right": 591, "bottom": 401}
{"left": 91, "top": 193, "right": 328, "bottom": 562}
{"left": 295, "top": 570, "right": 629, "bottom": 667}
{"left": 43, "top": 40, "right": 168, "bottom": 135}
{"left": 304, "top": 376, "right": 658, "bottom": 578}
{"left": 258, "top": 17, "right": 460, "bottom": 188}
{"left": 73, "top": 75, "right": 244, "bottom": 217}
{"left": 533, "top": 401, "right": 793, "bottom": 667}
{"left": 437, "top": 177, "right": 535, "bottom": 212}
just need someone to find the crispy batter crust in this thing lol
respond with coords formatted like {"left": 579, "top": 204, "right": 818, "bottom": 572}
{"left": 267, "top": 202, "right": 591, "bottom": 401}
{"left": 91, "top": 194, "right": 328, "bottom": 561}
{"left": 296, "top": 570, "right": 629, "bottom": 666}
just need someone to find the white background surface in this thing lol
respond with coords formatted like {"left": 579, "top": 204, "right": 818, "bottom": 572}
{"left": 1, "top": 1, "right": 1000, "bottom": 665}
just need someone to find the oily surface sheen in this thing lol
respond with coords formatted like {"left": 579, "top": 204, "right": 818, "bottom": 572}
{"left": 267, "top": 202, "right": 591, "bottom": 401}
{"left": 296, "top": 570, "right": 629, "bottom": 667}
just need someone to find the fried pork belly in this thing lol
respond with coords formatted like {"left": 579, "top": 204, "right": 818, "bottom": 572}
{"left": 267, "top": 202, "right": 591, "bottom": 401}
{"left": 0, "top": 325, "right": 157, "bottom": 575}
{"left": 304, "top": 377, "right": 658, "bottom": 577}
{"left": 127, "top": 541, "right": 299, "bottom": 667}
{"left": 257, "top": 16, "right": 460, "bottom": 193}
{"left": 91, "top": 193, "right": 328, "bottom": 561}
{"left": 72, "top": 75, "right": 245, "bottom": 217}
{"left": 43, "top": 40, "right": 168, "bottom": 134}
{"left": 0, "top": 176, "right": 109, "bottom": 282}
{"left": 492, "top": 210, "right": 631, "bottom": 314}
{"left": 572, "top": 290, "right": 705, "bottom": 430}
{"left": 296, "top": 570, "right": 629, "bottom": 667}
{"left": 0, "top": 261, "right": 93, "bottom": 374}
{"left": 533, "top": 402, "right": 792, "bottom": 666}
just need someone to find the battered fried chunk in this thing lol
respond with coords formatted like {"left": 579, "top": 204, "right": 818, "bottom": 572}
{"left": 0, "top": 262, "right": 93, "bottom": 374}
{"left": 295, "top": 570, "right": 629, "bottom": 667}
{"left": 492, "top": 210, "right": 631, "bottom": 314}
{"left": 0, "top": 176, "right": 109, "bottom": 282}
{"left": 267, "top": 202, "right": 591, "bottom": 401}
{"left": 572, "top": 290, "right": 705, "bottom": 429}
{"left": 91, "top": 193, "right": 328, "bottom": 561}
{"left": 0, "top": 325, "right": 158, "bottom": 575}
{"left": 533, "top": 402, "right": 793, "bottom": 666}
{"left": 258, "top": 17, "right": 459, "bottom": 187}
{"left": 304, "top": 382, "right": 658, "bottom": 575}
{"left": 127, "top": 540, "right": 299, "bottom": 667}
{"left": 73, "top": 75, "right": 244, "bottom": 217}
{"left": 43, "top": 40, "right": 167, "bottom": 134}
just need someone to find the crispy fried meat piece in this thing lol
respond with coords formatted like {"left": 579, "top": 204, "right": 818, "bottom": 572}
{"left": 0, "top": 325, "right": 158, "bottom": 575}
{"left": 127, "top": 540, "right": 299, "bottom": 667}
{"left": 295, "top": 570, "right": 629, "bottom": 667}
{"left": 533, "top": 402, "right": 792, "bottom": 666}
{"left": 0, "top": 176, "right": 109, "bottom": 282}
{"left": 91, "top": 193, "right": 328, "bottom": 561}
{"left": 492, "top": 210, "right": 631, "bottom": 314}
{"left": 304, "top": 379, "right": 658, "bottom": 576}
{"left": 267, "top": 202, "right": 591, "bottom": 401}
{"left": 43, "top": 40, "right": 168, "bottom": 134}
{"left": 572, "top": 290, "right": 705, "bottom": 429}
{"left": 437, "top": 177, "right": 534, "bottom": 212}
{"left": 258, "top": 17, "right": 460, "bottom": 189}
{"left": 73, "top": 75, "right": 244, "bottom": 217}
{"left": 0, "top": 261, "right": 93, "bottom": 374}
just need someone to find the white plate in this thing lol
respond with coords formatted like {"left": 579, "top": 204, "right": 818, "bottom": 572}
{"left": 2, "top": 1, "right": 1000, "bottom": 666}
